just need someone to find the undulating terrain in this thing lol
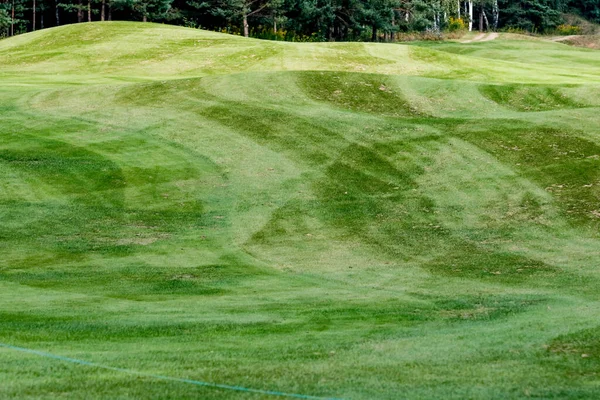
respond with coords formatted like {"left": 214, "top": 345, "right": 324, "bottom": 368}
{"left": 1, "top": 22, "right": 600, "bottom": 399}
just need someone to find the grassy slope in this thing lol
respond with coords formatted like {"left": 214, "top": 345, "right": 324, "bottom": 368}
{"left": 563, "top": 35, "right": 600, "bottom": 50}
{"left": 1, "top": 22, "right": 600, "bottom": 399}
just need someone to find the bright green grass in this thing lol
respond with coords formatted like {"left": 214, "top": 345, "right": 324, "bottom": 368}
{"left": 1, "top": 22, "right": 600, "bottom": 399}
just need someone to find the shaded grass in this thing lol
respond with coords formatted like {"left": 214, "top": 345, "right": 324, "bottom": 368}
{"left": 479, "top": 84, "right": 586, "bottom": 111}
{"left": 547, "top": 326, "right": 600, "bottom": 379}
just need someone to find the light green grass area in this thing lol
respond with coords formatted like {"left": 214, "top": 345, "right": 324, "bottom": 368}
{"left": 1, "top": 22, "right": 600, "bottom": 399}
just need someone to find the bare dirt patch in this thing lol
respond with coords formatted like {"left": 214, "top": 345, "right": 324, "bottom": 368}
{"left": 462, "top": 32, "right": 499, "bottom": 43}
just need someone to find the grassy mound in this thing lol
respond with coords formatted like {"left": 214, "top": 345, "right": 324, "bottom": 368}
{"left": 563, "top": 35, "right": 600, "bottom": 50}
{"left": 1, "top": 21, "right": 600, "bottom": 399}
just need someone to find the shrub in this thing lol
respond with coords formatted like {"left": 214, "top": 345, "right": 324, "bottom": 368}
{"left": 556, "top": 24, "right": 581, "bottom": 35}
{"left": 447, "top": 17, "right": 466, "bottom": 32}
{"left": 249, "top": 27, "right": 323, "bottom": 42}
{"left": 396, "top": 31, "right": 462, "bottom": 42}
{"left": 501, "top": 26, "right": 537, "bottom": 35}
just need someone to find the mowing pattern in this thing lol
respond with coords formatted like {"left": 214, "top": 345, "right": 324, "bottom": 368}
{"left": 1, "top": 22, "right": 600, "bottom": 399}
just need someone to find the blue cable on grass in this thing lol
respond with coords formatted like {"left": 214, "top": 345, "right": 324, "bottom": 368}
{"left": 0, "top": 342, "right": 343, "bottom": 400}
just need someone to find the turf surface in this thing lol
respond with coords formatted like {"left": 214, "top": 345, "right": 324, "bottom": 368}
{"left": 1, "top": 22, "right": 600, "bottom": 399}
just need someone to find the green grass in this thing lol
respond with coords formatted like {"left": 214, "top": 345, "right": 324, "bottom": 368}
{"left": 1, "top": 21, "right": 600, "bottom": 399}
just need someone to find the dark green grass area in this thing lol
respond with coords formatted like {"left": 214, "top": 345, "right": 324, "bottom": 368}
{"left": 459, "top": 123, "right": 600, "bottom": 226}
{"left": 479, "top": 84, "right": 586, "bottom": 111}
{"left": 546, "top": 326, "right": 600, "bottom": 380}
{"left": 1, "top": 22, "right": 600, "bottom": 400}
{"left": 299, "top": 72, "right": 419, "bottom": 117}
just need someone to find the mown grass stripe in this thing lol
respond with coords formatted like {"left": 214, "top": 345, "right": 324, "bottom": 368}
{"left": 0, "top": 343, "right": 343, "bottom": 400}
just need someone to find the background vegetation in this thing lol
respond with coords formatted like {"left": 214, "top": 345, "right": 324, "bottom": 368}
{"left": 0, "top": 0, "right": 599, "bottom": 40}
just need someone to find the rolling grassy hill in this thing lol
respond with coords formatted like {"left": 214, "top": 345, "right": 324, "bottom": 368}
{"left": 1, "top": 22, "right": 600, "bottom": 399}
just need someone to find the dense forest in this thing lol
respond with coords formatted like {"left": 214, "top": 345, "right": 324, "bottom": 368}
{"left": 0, "top": 0, "right": 599, "bottom": 40}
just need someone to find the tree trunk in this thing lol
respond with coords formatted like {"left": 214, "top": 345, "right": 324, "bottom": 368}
{"left": 371, "top": 25, "right": 377, "bottom": 42}
{"left": 108, "top": 0, "right": 111, "bottom": 20}
{"left": 32, "top": 0, "right": 36, "bottom": 31}
{"left": 273, "top": 19, "right": 276, "bottom": 34}
{"left": 243, "top": 14, "right": 248, "bottom": 37}
{"left": 458, "top": 0, "right": 460, "bottom": 19}
{"left": 482, "top": 11, "right": 489, "bottom": 31}
{"left": 88, "top": 0, "right": 91, "bottom": 22}
{"left": 101, "top": 0, "right": 105, "bottom": 21}
{"left": 55, "top": 0, "right": 59, "bottom": 26}
{"left": 143, "top": 14, "right": 147, "bottom": 22}
{"left": 479, "top": 8, "right": 483, "bottom": 32}
{"left": 492, "top": 0, "right": 499, "bottom": 31}
{"left": 40, "top": 12, "right": 43, "bottom": 28}
{"left": 468, "top": 1, "right": 473, "bottom": 31}
{"left": 77, "top": 0, "right": 83, "bottom": 23}
{"left": 11, "top": 0, "right": 14, "bottom": 36}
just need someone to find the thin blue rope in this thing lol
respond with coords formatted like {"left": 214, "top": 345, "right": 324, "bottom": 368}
{"left": 0, "top": 343, "right": 343, "bottom": 400}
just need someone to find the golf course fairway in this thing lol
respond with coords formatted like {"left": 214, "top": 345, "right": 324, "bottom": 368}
{"left": 1, "top": 22, "right": 600, "bottom": 399}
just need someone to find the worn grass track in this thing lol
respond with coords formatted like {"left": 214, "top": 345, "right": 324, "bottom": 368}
{"left": 1, "top": 22, "right": 600, "bottom": 399}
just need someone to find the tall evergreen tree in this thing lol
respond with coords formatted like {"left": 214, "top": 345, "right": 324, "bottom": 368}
{"left": 498, "top": 0, "right": 563, "bottom": 32}
{"left": 113, "top": 0, "right": 173, "bottom": 21}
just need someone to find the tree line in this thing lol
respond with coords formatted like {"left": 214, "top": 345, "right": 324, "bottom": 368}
{"left": 1, "top": 0, "right": 598, "bottom": 40}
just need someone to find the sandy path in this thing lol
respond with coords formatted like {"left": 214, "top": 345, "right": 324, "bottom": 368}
{"left": 462, "top": 32, "right": 499, "bottom": 43}
{"left": 480, "top": 32, "right": 499, "bottom": 42}
{"left": 551, "top": 35, "right": 579, "bottom": 42}
{"left": 462, "top": 33, "right": 486, "bottom": 43}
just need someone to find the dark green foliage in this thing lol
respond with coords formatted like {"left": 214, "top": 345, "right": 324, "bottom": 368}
{"left": 498, "top": 0, "right": 564, "bottom": 32}
{"left": 0, "top": 5, "right": 10, "bottom": 35}
{"left": 112, "top": 0, "right": 174, "bottom": 21}
{"left": 4, "top": 0, "right": 598, "bottom": 41}
{"left": 569, "top": 0, "right": 600, "bottom": 24}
